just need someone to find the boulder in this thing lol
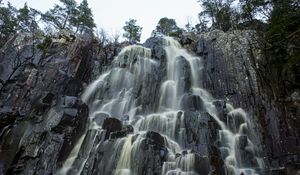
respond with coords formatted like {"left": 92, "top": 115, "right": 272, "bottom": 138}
{"left": 180, "top": 94, "right": 205, "bottom": 111}
{"left": 145, "top": 131, "right": 165, "bottom": 147}
{"left": 102, "top": 117, "right": 123, "bottom": 140}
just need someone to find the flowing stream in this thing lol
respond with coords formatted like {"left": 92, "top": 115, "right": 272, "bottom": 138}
{"left": 57, "top": 37, "right": 263, "bottom": 175}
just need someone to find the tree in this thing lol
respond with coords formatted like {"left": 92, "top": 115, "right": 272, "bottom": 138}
{"left": 237, "top": 0, "right": 270, "bottom": 30}
{"left": 122, "top": 19, "right": 142, "bottom": 43}
{"left": 42, "top": 0, "right": 78, "bottom": 31}
{"left": 73, "top": 0, "right": 96, "bottom": 34}
{"left": 96, "top": 28, "right": 110, "bottom": 46}
{"left": 154, "top": 17, "right": 182, "bottom": 36}
{"left": 111, "top": 30, "right": 121, "bottom": 43}
{"left": 185, "top": 17, "right": 193, "bottom": 32}
{"left": 17, "top": 3, "right": 40, "bottom": 33}
{"left": 266, "top": 0, "right": 300, "bottom": 62}
{"left": 198, "top": 0, "right": 235, "bottom": 31}
{"left": 0, "top": 2, "right": 18, "bottom": 46}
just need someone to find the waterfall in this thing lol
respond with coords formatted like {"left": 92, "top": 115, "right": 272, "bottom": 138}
{"left": 57, "top": 37, "right": 263, "bottom": 175}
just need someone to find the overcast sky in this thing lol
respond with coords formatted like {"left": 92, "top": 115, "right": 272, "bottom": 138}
{"left": 6, "top": 0, "right": 202, "bottom": 42}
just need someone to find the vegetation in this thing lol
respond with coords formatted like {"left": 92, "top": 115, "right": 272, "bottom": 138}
{"left": 0, "top": 3, "right": 22, "bottom": 46}
{"left": 41, "top": 0, "right": 95, "bottom": 34}
{"left": 152, "top": 17, "right": 183, "bottom": 37}
{"left": 74, "top": 0, "right": 96, "bottom": 34}
{"left": 0, "top": 0, "right": 95, "bottom": 44}
{"left": 122, "top": 19, "right": 142, "bottom": 43}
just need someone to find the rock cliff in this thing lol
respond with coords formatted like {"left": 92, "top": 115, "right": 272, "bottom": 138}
{"left": 0, "top": 30, "right": 299, "bottom": 175}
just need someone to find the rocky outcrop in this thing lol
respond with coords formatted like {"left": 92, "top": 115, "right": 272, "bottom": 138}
{"left": 0, "top": 34, "right": 111, "bottom": 174}
{"left": 194, "top": 30, "right": 300, "bottom": 174}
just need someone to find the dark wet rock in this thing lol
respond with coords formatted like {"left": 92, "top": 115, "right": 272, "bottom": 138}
{"left": 210, "top": 154, "right": 225, "bottom": 175}
{"left": 227, "top": 110, "right": 247, "bottom": 133}
{"left": 145, "top": 131, "right": 165, "bottom": 147}
{"left": 235, "top": 135, "right": 258, "bottom": 168}
{"left": 177, "top": 111, "right": 211, "bottom": 155}
{"left": 102, "top": 117, "right": 123, "bottom": 140}
{"left": 180, "top": 94, "right": 205, "bottom": 111}
{"left": 175, "top": 56, "right": 192, "bottom": 93}
{"left": 53, "top": 99, "right": 89, "bottom": 166}
{"left": 212, "top": 100, "right": 227, "bottom": 121}
{"left": 143, "top": 36, "right": 166, "bottom": 60}
{"left": 237, "top": 135, "right": 248, "bottom": 149}
{"left": 175, "top": 153, "right": 210, "bottom": 174}
{"left": 182, "top": 150, "right": 188, "bottom": 155}
{"left": 131, "top": 132, "right": 168, "bottom": 175}
{"left": 0, "top": 121, "right": 30, "bottom": 174}
{"left": 0, "top": 110, "right": 21, "bottom": 132}
{"left": 92, "top": 112, "right": 110, "bottom": 126}
{"left": 67, "top": 129, "right": 98, "bottom": 175}
{"left": 194, "top": 154, "right": 211, "bottom": 175}
{"left": 110, "top": 130, "right": 127, "bottom": 139}
{"left": 41, "top": 92, "right": 55, "bottom": 104}
{"left": 123, "top": 124, "right": 134, "bottom": 134}
{"left": 196, "top": 36, "right": 208, "bottom": 56}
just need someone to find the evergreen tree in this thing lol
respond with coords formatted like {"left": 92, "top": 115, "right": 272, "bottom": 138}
{"left": 266, "top": 0, "right": 300, "bottom": 61}
{"left": 74, "top": 0, "right": 96, "bottom": 34}
{"left": 122, "top": 19, "right": 142, "bottom": 43}
{"left": 17, "top": 3, "right": 40, "bottom": 33}
{"left": 237, "top": 0, "right": 269, "bottom": 30}
{"left": 198, "top": 0, "right": 235, "bottom": 31}
{"left": 154, "top": 17, "right": 182, "bottom": 36}
{"left": 42, "top": 0, "right": 78, "bottom": 31}
{"left": 0, "top": 2, "right": 18, "bottom": 45}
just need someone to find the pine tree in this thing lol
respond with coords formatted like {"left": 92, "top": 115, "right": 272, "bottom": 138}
{"left": 74, "top": 0, "right": 96, "bottom": 34}
{"left": 154, "top": 17, "right": 181, "bottom": 36}
{"left": 17, "top": 3, "right": 40, "bottom": 33}
{"left": 42, "top": 0, "right": 78, "bottom": 31}
{"left": 198, "top": 0, "right": 235, "bottom": 31}
{"left": 122, "top": 19, "right": 142, "bottom": 43}
{"left": 0, "top": 2, "right": 18, "bottom": 45}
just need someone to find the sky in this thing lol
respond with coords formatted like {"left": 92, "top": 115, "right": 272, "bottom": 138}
{"left": 6, "top": 0, "right": 202, "bottom": 42}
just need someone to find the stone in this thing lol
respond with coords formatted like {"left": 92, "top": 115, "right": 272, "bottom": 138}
{"left": 110, "top": 130, "right": 127, "bottom": 139}
{"left": 92, "top": 112, "right": 110, "bottom": 126}
{"left": 124, "top": 124, "right": 134, "bottom": 134}
{"left": 180, "top": 94, "right": 204, "bottom": 111}
{"left": 41, "top": 92, "right": 55, "bottom": 104}
{"left": 237, "top": 135, "right": 248, "bottom": 149}
{"left": 145, "top": 131, "right": 165, "bottom": 147}
{"left": 194, "top": 154, "right": 211, "bottom": 175}
{"left": 102, "top": 117, "right": 123, "bottom": 140}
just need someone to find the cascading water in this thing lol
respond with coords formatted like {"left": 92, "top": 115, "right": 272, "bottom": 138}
{"left": 57, "top": 37, "right": 264, "bottom": 175}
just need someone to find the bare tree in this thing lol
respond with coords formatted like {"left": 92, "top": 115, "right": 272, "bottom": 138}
{"left": 96, "top": 28, "right": 110, "bottom": 46}
{"left": 111, "top": 30, "right": 121, "bottom": 44}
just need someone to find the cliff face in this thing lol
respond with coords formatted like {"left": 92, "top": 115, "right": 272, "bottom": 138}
{"left": 0, "top": 30, "right": 298, "bottom": 175}
{"left": 194, "top": 30, "right": 300, "bottom": 174}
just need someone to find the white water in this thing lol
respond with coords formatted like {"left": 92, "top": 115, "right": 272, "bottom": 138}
{"left": 58, "top": 37, "right": 263, "bottom": 175}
